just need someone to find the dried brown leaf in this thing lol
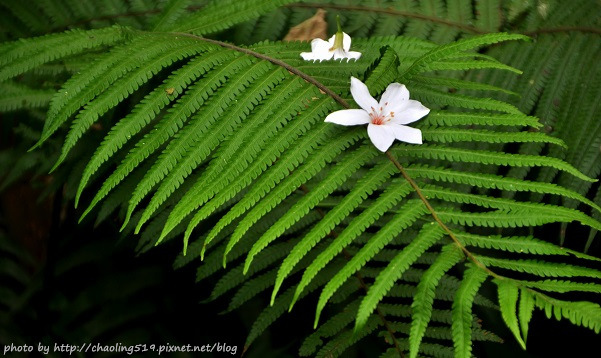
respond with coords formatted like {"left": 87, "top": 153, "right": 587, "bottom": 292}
{"left": 283, "top": 9, "right": 328, "bottom": 42}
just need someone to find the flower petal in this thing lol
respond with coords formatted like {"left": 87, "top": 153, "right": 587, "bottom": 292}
{"left": 332, "top": 48, "right": 347, "bottom": 60}
{"left": 312, "top": 38, "right": 331, "bottom": 52}
{"left": 325, "top": 109, "right": 370, "bottom": 126}
{"left": 327, "top": 34, "right": 336, "bottom": 47}
{"left": 379, "top": 83, "right": 409, "bottom": 113}
{"left": 300, "top": 51, "right": 334, "bottom": 61}
{"left": 344, "top": 51, "right": 362, "bottom": 61}
{"left": 386, "top": 123, "right": 423, "bottom": 144}
{"left": 393, "top": 100, "right": 430, "bottom": 125}
{"left": 342, "top": 32, "right": 351, "bottom": 52}
{"left": 350, "top": 77, "right": 378, "bottom": 112}
{"left": 367, "top": 123, "right": 395, "bottom": 152}
{"left": 300, "top": 39, "right": 333, "bottom": 61}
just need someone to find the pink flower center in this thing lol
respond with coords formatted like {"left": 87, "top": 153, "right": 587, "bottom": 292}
{"left": 368, "top": 103, "right": 394, "bottom": 125}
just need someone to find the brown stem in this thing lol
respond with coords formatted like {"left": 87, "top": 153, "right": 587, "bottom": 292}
{"left": 170, "top": 32, "right": 349, "bottom": 108}
{"left": 524, "top": 26, "right": 601, "bottom": 36}
{"left": 57, "top": 3, "right": 601, "bottom": 38}
{"left": 384, "top": 152, "right": 500, "bottom": 279}
{"left": 286, "top": 3, "right": 487, "bottom": 34}
{"left": 289, "top": 3, "right": 601, "bottom": 37}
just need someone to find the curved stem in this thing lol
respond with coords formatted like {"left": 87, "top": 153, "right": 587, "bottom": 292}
{"left": 170, "top": 32, "right": 349, "bottom": 108}
{"left": 524, "top": 26, "right": 601, "bottom": 36}
{"left": 58, "top": 4, "right": 601, "bottom": 37}
{"left": 385, "top": 152, "right": 501, "bottom": 279}
{"left": 167, "top": 30, "right": 503, "bottom": 281}
{"left": 287, "top": 3, "right": 487, "bottom": 34}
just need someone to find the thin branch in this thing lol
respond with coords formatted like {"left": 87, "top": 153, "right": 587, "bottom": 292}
{"left": 286, "top": 3, "right": 487, "bottom": 34}
{"left": 384, "top": 152, "right": 500, "bottom": 279}
{"left": 56, "top": 2, "right": 601, "bottom": 38}
{"left": 523, "top": 26, "right": 601, "bottom": 36}
{"left": 170, "top": 32, "right": 349, "bottom": 108}
{"left": 289, "top": 3, "right": 601, "bottom": 37}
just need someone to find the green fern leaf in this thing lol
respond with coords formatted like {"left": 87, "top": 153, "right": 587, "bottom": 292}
{"left": 0, "top": 26, "right": 126, "bottom": 82}
{"left": 479, "top": 257, "right": 601, "bottom": 279}
{"left": 401, "top": 33, "right": 529, "bottom": 81}
{"left": 127, "top": 60, "right": 274, "bottom": 232}
{"left": 290, "top": 181, "right": 413, "bottom": 310}
{"left": 518, "top": 287, "right": 534, "bottom": 343}
{"left": 75, "top": 50, "right": 237, "bottom": 209}
{"left": 451, "top": 265, "right": 488, "bottom": 358}
{"left": 355, "top": 224, "right": 444, "bottom": 332}
{"left": 531, "top": 291, "right": 601, "bottom": 334}
{"left": 79, "top": 53, "right": 249, "bottom": 220}
{"left": 393, "top": 145, "right": 596, "bottom": 182}
{"left": 173, "top": 0, "right": 297, "bottom": 35}
{"left": 243, "top": 145, "right": 378, "bottom": 274}
{"left": 152, "top": 0, "right": 192, "bottom": 31}
{"left": 270, "top": 161, "right": 396, "bottom": 304}
{"left": 53, "top": 39, "right": 206, "bottom": 170}
{"left": 184, "top": 98, "right": 337, "bottom": 254}
{"left": 409, "top": 244, "right": 464, "bottom": 358}
{"left": 520, "top": 280, "right": 601, "bottom": 294}
{"left": 315, "top": 200, "right": 428, "bottom": 328}
{"left": 496, "top": 280, "right": 526, "bottom": 349}
{"left": 0, "top": 82, "right": 53, "bottom": 111}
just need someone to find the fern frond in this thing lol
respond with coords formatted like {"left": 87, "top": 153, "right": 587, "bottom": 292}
{"left": 451, "top": 265, "right": 488, "bottom": 358}
{"left": 173, "top": 0, "right": 296, "bottom": 35}
{"left": 0, "top": 26, "right": 126, "bottom": 81}
{"left": 152, "top": 0, "right": 192, "bottom": 31}
{"left": 76, "top": 50, "right": 239, "bottom": 209}
{"left": 496, "top": 280, "right": 526, "bottom": 349}
{"left": 406, "top": 165, "right": 601, "bottom": 213}
{"left": 245, "top": 260, "right": 345, "bottom": 352}
{"left": 160, "top": 78, "right": 326, "bottom": 245}
{"left": 54, "top": 39, "right": 207, "bottom": 169}
{"left": 456, "top": 232, "right": 600, "bottom": 261}
{"left": 243, "top": 145, "right": 377, "bottom": 274}
{"left": 531, "top": 291, "right": 601, "bottom": 334}
{"left": 421, "top": 185, "right": 601, "bottom": 231}
{"left": 409, "top": 244, "right": 464, "bottom": 358}
{"left": 270, "top": 161, "right": 397, "bottom": 304}
{"left": 414, "top": 75, "right": 518, "bottom": 95}
{"left": 184, "top": 98, "right": 339, "bottom": 254}
{"left": 412, "top": 85, "right": 521, "bottom": 114}
{"left": 39, "top": 34, "right": 211, "bottom": 150}
{"left": 300, "top": 298, "right": 361, "bottom": 357}
{"left": 315, "top": 200, "right": 428, "bottom": 328}
{"left": 290, "top": 181, "right": 413, "bottom": 310}
{"left": 355, "top": 224, "right": 444, "bottom": 332}
{"left": 479, "top": 257, "right": 601, "bottom": 279}
{"left": 4, "top": 7, "right": 601, "bottom": 356}
{"left": 423, "top": 127, "right": 565, "bottom": 147}
{"left": 126, "top": 60, "right": 274, "bottom": 230}
{"left": 79, "top": 53, "right": 249, "bottom": 219}
{"left": 421, "top": 112, "right": 541, "bottom": 128}
{"left": 520, "top": 280, "right": 601, "bottom": 294}
{"left": 0, "top": 82, "right": 53, "bottom": 112}
{"left": 393, "top": 145, "right": 595, "bottom": 182}
{"left": 401, "top": 33, "right": 528, "bottom": 81}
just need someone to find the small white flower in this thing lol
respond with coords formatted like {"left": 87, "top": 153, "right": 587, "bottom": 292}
{"left": 300, "top": 17, "right": 361, "bottom": 62}
{"left": 325, "top": 77, "right": 430, "bottom": 152}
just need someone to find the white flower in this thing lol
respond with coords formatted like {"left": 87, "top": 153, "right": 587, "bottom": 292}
{"left": 325, "top": 77, "right": 430, "bottom": 152}
{"left": 300, "top": 17, "right": 361, "bottom": 62}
